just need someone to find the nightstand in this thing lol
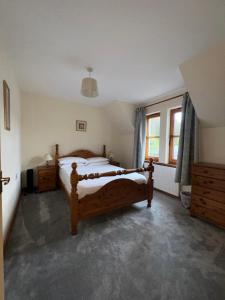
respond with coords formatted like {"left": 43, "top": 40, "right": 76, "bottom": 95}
{"left": 37, "top": 165, "right": 57, "bottom": 192}
{"left": 110, "top": 160, "right": 120, "bottom": 167}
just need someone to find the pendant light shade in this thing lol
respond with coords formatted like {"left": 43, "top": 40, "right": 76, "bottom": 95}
{"left": 81, "top": 67, "right": 98, "bottom": 97}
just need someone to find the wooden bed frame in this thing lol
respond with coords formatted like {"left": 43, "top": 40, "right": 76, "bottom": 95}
{"left": 55, "top": 144, "right": 154, "bottom": 235}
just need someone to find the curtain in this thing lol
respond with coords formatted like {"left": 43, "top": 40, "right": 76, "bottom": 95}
{"left": 133, "top": 107, "right": 146, "bottom": 168}
{"left": 175, "top": 92, "right": 199, "bottom": 185}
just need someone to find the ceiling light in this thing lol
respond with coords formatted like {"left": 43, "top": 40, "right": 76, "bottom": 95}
{"left": 81, "top": 67, "right": 98, "bottom": 98}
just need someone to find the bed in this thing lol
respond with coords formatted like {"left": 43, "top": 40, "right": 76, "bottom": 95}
{"left": 55, "top": 144, "right": 154, "bottom": 235}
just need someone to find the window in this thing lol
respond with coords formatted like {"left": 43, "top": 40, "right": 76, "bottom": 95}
{"left": 145, "top": 113, "right": 160, "bottom": 161}
{"left": 169, "top": 107, "right": 182, "bottom": 164}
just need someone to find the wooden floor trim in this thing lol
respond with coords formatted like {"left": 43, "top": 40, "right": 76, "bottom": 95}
{"left": 154, "top": 188, "right": 180, "bottom": 199}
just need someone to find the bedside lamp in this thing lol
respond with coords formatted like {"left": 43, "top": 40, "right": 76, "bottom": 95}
{"left": 108, "top": 152, "right": 114, "bottom": 161}
{"left": 44, "top": 153, "right": 53, "bottom": 167}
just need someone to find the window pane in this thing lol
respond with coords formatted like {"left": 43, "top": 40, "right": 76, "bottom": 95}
{"left": 173, "top": 111, "right": 182, "bottom": 135}
{"left": 149, "top": 116, "right": 160, "bottom": 137}
{"left": 172, "top": 137, "right": 179, "bottom": 160}
{"left": 148, "top": 137, "right": 160, "bottom": 157}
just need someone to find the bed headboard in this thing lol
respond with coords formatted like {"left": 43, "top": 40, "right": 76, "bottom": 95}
{"left": 55, "top": 144, "right": 106, "bottom": 165}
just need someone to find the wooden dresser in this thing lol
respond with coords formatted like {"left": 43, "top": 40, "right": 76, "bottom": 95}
{"left": 37, "top": 165, "right": 57, "bottom": 192}
{"left": 191, "top": 163, "right": 225, "bottom": 229}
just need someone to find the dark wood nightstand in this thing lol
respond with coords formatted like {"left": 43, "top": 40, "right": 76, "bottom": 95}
{"left": 110, "top": 160, "right": 120, "bottom": 167}
{"left": 37, "top": 165, "right": 57, "bottom": 192}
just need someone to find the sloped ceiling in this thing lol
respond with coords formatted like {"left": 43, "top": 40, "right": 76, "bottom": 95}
{"left": 180, "top": 42, "right": 225, "bottom": 127}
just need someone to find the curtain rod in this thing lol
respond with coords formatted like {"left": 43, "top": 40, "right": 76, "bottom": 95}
{"left": 144, "top": 93, "right": 185, "bottom": 109}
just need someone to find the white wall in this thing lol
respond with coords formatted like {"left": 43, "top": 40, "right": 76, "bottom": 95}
{"left": 0, "top": 47, "right": 21, "bottom": 238}
{"left": 200, "top": 126, "right": 225, "bottom": 164}
{"left": 21, "top": 93, "right": 114, "bottom": 173}
{"left": 104, "top": 101, "right": 135, "bottom": 168}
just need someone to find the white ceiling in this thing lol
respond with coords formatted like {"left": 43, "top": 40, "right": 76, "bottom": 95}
{"left": 0, "top": 0, "right": 224, "bottom": 105}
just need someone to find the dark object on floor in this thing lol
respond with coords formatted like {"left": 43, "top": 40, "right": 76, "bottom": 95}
{"left": 4, "top": 190, "right": 225, "bottom": 300}
{"left": 26, "top": 169, "right": 34, "bottom": 193}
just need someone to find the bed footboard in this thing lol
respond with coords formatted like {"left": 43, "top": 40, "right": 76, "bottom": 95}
{"left": 70, "top": 160, "right": 154, "bottom": 235}
{"left": 79, "top": 179, "right": 148, "bottom": 219}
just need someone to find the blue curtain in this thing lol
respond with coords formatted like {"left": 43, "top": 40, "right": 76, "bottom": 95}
{"left": 175, "top": 92, "right": 199, "bottom": 185}
{"left": 133, "top": 107, "right": 146, "bottom": 168}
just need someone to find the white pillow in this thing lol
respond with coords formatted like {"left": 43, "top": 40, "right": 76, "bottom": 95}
{"left": 58, "top": 157, "right": 87, "bottom": 166}
{"left": 86, "top": 161, "right": 109, "bottom": 166}
{"left": 86, "top": 157, "right": 109, "bottom": 165}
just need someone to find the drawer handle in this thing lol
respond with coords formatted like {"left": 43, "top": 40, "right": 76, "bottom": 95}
{"left": 209, "top": 180, "right": 214, "bottom": 184}
{"left": 203, "top": 191, "right": 210, "bottom": 195}
{"left": 203, "top": 170, "right": 208, "bottom": 174}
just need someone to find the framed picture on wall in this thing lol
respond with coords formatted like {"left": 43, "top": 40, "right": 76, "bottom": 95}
{"left": 3, "top": 80, "right": 10, "bottom": 131}
{"left": 76, "top": 120, "right": 87, "bottom": 132}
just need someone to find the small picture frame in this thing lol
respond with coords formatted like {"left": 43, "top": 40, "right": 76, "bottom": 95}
{"left": 76, "top": 120, "right": 87, "bottom": 132}
{"left": 3, "top": 80, "right": 10, "bottom": 131}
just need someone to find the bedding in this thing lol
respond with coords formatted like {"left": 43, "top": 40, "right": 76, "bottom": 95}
{"left": 59, "top": 162, "right": 146, "bottom": 199}
{"left": 86, "top": 157, "right": 109, "bottom": 164}
{"left": 85, "top": 161, "right": 110, "bottom": 167}
{"left": 58, "top": 156, "right": 87, "bottom": 166}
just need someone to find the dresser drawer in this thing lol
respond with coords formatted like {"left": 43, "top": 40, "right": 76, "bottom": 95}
{"left": 192, "top": 175, "right": 225, "bottom": 193}
{"left": 191, "top": 194, "right": 225, "bottom": 213}
{"left": 192, "top": 185, "right": 225, "bottom": 204}
{"left": 38, "top": 170, "right": 56, "bottom": 177}
{"left": 39, "top": 173, "right": 56, "bottom": 182}
{"left": 191, "top": 203, "right": 225, "bottom": 228}
{"left": 38, "top": 182, "right": 56, "bottom": 192}
{"left": 192, "top": 165, "right": 225, "bottom": 180}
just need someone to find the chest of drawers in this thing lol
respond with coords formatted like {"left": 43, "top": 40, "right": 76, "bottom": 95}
{"left": 191, "top": 163, "right": 225, "bottom": 229}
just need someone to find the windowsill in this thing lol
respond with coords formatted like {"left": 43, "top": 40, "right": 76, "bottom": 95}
{"left": 144, "top": 161, "right": 176, "bottom": 168}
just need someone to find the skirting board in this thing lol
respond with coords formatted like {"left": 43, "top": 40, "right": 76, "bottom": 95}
{"left": 3, "top": 192, "right": 21, "bottom": 256}
{"left": 154, "top": 187, "right": 180, "bottom": 199}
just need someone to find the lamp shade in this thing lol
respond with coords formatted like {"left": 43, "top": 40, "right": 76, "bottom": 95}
{"left": 44, "top": 153, "right": 53, "bottom": 162}
{"left": 81, "top": 77, "right": 98, "bottom": 97}
{"left": 108, "top": 152, "right": 114, "bottom": 160}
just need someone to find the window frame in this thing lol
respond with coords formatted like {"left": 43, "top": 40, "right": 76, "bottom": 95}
{"left": 169, "top": 107, "right": 182, "bottom": 165}
{"left": 145, "top": 112, "right": 160, "bottom": 162}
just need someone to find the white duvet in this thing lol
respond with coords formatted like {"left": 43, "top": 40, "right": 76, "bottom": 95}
{"left": 59, "top": 163, "right": 146, "bottom": 199}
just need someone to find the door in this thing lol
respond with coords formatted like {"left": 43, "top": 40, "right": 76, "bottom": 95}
{"left": 0, "top": 134, "right": 10, "bottom": 299}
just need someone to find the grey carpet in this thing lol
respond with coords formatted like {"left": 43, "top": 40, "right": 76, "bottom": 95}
{"left": 4, "top": 190, "right": 225, "bottom": 300}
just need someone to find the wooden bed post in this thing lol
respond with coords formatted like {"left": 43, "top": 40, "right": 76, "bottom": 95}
{"left": 70, "top": 163, "right": 79, "bottom": 235}
{"left": 103, "top": 145, "right": 106, "bottom": 158}
{"left": 55, "top": 144, "right": 59, "bottom": 187}
{"left": 147, "top": 158, "right": 154, "bottom": 208}
{"left": 55, "top": 144, "right": 59, "bottom": 166}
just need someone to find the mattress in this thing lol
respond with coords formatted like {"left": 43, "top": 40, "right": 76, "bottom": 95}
{"left": 59, "top": 163, "right": 147, "bottom": 199}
